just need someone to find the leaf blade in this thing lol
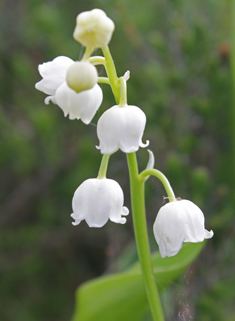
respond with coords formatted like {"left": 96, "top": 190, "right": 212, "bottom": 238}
{"left": 72, "top": 241, "right": 205, "bottom": 321}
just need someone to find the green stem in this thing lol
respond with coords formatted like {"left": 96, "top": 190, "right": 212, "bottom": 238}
{"left": 97, "top": 154, "right": 110, "bottom": 179}
{"left": 127, "top": 153, "right": 165, "bottom": 321}
{"left": 101, "top": 44, "right": 164, "bottom": 320}
{"left": 89, "top": 56, "right": 106, "bottom": 66}
{"left": 98, "top": 77, "right": 110, "bottom": 85}
{"left": 81, "top": 47, "right": 94, "bottom": 61}
{"left": 139, "top": 169, "right": 176, "bottom": 202}
{"left": 101, "top": 46, "right": 120, "bottom": 104}
{"left": 119, "top": 77, "right": 127, "bottom": 106}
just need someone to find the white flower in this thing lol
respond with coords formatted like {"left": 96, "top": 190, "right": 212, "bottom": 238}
{"left": 35, "top": 56, "right": 103, "bottom": 124}
{"left": 35, "top": 56, "right": 74, "bottom": 96}
{"left": 71, "top": 178, "right": 129, "bottom": 228}
{"left": 97, "top": 104, "right": 149, "bottom": 154}
{"left": 153, "top": 199, "right": 213, "bottom": 258}
{"left": 73, "top": 9, "right": 115, "bottom": 48}
{"left": 52, "top": 82, "right": 103, "bottom": 124}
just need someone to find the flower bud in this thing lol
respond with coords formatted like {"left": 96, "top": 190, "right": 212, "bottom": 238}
{"left": 73, "top": 9, "right": 115, "bottom": 48}
{"left": 66, "top": 61, "right": 98, "bottom": 93}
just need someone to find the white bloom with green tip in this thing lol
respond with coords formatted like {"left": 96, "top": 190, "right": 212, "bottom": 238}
{"left": 97, "top": 104, "right": 149, "bottom": 154}
{"left": 71, "top": 178, "right": 129, "bottom": 227}
{"left": 73, "top": 9, "right": 115, "bottom": 48}
{"left": 66, "top": 61, "right": 98, "bottom": 93}
{"left": 153, "top": 199, "right": 214, "bottom": 258}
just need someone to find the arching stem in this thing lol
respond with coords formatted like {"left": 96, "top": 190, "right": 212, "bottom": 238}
{"left": 139, "top": 169, "right": 176, "bottom": 202}
{"left": 102, "top": 46, "right": 120, "bottom": 104}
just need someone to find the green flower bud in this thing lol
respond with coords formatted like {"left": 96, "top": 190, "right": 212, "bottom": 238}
{"left": 66, "top": 61, "right": 98, "bottom": 93}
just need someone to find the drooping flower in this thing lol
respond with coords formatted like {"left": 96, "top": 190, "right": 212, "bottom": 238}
{"left": 35, "top": 57, "right": 103, "bottom": 124}
{"left": 71, "top": 178, "right": 129, "bottom": 228}
{"left": 35, "top": 56, "right": 74, "bottom": 97}
{"left": 73, "top": 9, "right": 115, "bottom": 48}
{"left": 153, "top": 199, "right": 213, "bottom": 258}
{"left": 97, "top": 104, "right": 149, "bottom": 154}
{"left": 53, "top": 82, "right": 103, "bottom": 124}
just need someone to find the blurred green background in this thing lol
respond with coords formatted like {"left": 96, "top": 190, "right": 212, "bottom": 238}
{"left": 0, "top": 0, "right": 234, "bottom": 320}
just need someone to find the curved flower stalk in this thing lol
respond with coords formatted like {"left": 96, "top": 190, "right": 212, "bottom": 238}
{"left": 153, "top": 199, "right": 214, "bottom": 258}
{"left": 73, "top": 9, "right": 115, "bottom": 48}
{"left": 97, "top": 104, "right": 149, "bottom": 154}
{"left": 71, "top": 178, "right": 129, "bottom": 227}
{"left": 35, "top": 56, "right": 103, "bottom": 124}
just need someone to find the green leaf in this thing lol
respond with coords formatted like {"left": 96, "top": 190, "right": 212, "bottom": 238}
{"left": 72, "top": 241, "right": 205, "bottom": 321}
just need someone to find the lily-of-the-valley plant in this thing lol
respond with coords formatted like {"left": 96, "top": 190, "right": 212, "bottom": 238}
{"left": 35, "top": 8, "right": 213, "bottom": 321}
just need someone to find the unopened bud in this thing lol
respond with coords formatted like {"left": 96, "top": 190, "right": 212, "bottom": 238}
{"left": 66, "top": 61, "right": 98, "bottom": 93}
{"left": 73, "top": 9, "right": 115, "bottom": 48}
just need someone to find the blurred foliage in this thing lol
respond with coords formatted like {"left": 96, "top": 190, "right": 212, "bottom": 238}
{"left": 72, "top": 242, "right": 204, "bottom": 321}
{"left": 0, "top": 0, "right": 234, "bottom": 320}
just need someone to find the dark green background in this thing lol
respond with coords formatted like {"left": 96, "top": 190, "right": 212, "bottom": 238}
{"left": 0, "top": 0, "right": 234, "bottom": 320}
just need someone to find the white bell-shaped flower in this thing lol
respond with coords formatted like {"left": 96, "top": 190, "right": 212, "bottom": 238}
{"left": 71, "top": 178, "right": 129, "bottom": 228}
{"left": 35, "top": 56, "right": 74, "bottom": 97}
{"left": 73, "top": 9, "right": 115, "bottom": 48}
{"left": 52, "top": 82, "right": 103, "bottom": 124}
{"left": 153, "top": 199, "right": 213, "bottom": 258}
{"left": 97, "top": 104, "right": 149, "bottom": 154}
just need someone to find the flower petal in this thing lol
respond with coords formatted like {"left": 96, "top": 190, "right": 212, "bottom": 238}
{"left": 55, "top": 83, "right": 103, "bottom": 123}
{"left": 55, "top": 82, "right": 70, "bottom": 117}
{"left": 35, "top": 56, "right": 74, "bottom": 96}
{"left": 44, "top": 95, "right": 57, "bottom": 105}
{"left": 68, "top": 84, "right": 103, "bottom": 124}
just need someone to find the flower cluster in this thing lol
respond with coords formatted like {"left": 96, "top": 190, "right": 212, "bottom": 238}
{"left": 35, "top": 8, "right": 213, "bottom": 259}
{"left": 35, "top": 9, "right": 147, "bottom": 151}
{"left": 35, "top": 9, "right": 148, "bottom": 229}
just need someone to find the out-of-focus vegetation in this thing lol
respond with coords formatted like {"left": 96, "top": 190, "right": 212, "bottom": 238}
{"left": 0, "top": 0, "right": 234, "bottom": 320}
